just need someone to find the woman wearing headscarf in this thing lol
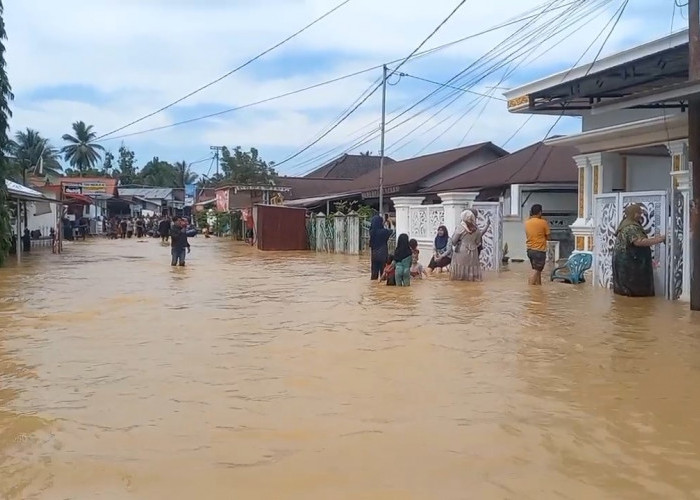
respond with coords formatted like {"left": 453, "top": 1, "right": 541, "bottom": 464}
{"left": 369, "top": 214, "right": 393, "bottom": 280}
{"left": 393, "top": 233, "right": 413, "bottom": 287}
{"left": 428, "top": 225, "right": 452, "bottom": 273}
{"left": 612, "top": 203, "right": 666, "bottom": 297}
{"left": 450, "top": 209, "right": 490, "bottom": 281}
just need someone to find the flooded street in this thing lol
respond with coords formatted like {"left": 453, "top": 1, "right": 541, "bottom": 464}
{"left": 1, "top": 238, "right": 700, "bottom": 499}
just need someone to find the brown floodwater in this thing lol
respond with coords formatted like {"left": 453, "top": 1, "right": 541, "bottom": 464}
{"left": 1, "top": 237, "right": 700, "bottom": 499}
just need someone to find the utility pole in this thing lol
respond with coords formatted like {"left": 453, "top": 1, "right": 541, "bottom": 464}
{"left": 378, "top": 64, "right": 388, "bottom": 216}
{"left": 210, "top": 145, "right": 223, "bottom": 177}
{"left": 689, "top": 0, "right": 700, "bottom": 310}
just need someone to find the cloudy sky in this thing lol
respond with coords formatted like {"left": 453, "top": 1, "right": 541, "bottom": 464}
{"left": 5, "top": 0, "right": 680, "bottom": 177}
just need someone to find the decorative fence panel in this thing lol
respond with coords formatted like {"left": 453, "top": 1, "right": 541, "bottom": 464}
{"left": 471, "top": 202, "right": 503, "bottom": 271}
{"left": 308, "top": 212, "right": 361, "bottom": 255}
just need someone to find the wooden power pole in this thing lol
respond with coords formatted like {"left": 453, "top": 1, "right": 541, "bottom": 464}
{"left": 690, "top": 0, "right": 700, "bottom": 310}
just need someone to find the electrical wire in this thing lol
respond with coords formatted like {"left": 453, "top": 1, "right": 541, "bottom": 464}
{"left": 286, "top": 0, "right": 607, "bottom": 173}
{"left": 98, "top": 0, "right": 352, "bottom": 140}
{"left": 397, "top": 72, "right": 507, "bottom": 101}
{"left": 271, "top": 0, "right": 471, "bottom": 168}
{"left": 101, "top": 0, "right": 583, "bottom": 143}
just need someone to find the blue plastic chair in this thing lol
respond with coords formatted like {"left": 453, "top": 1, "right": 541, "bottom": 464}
{"left": 550, "top": 252, "right": 593, "bottom": 284}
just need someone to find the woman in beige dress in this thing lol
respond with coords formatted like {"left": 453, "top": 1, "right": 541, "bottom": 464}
{"left": 450, "top": 209, "right": 490, "bottom": 281}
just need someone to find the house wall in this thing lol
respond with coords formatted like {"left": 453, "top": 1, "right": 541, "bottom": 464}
{"left": 582, "top": 108, "right": 683, "bottom": 132}
{"left": 625, "top": 155, "right": 671, "bottom": 192}
{"left": 502, "top": 189, "right": 577, "bottom": 261}
{"left": 421, "top": 149, "right": 504, "bottom": 188}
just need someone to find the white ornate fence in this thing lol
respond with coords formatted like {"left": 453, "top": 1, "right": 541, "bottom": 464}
{"left": 593, "top": 191, "right": 667, "bottom": 296}
{"left": 308, "top": 212, "right": 360, "bottom": 254}
{"left": 397, "top": 194, "right": 503, "bottom": 272}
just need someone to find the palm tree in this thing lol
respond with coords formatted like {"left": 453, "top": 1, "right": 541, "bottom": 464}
{"left": 0, "top": 0, "right": 13, "bottom": 265}
{"left": 174, "top": 160, "right": 197, "bottom": 187}
{"left": 61, "top": 121, "right": 105, "bottom": 176}
{"left": 9, "top": 128, "right": 62, "bottom": 181}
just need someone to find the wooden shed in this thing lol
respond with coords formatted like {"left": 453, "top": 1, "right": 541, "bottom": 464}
{"left": 254, "top": 204, "right": 308, "bottom": 251}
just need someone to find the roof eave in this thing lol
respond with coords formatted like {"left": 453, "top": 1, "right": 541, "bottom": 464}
{"left": 503, "top": 30, "right": 689, "bottom": 102}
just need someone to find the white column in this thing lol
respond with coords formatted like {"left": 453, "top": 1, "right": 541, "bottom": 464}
{"left": 509, "top": 184, "right": 521, "bottom": 217}
{"left": 571, "top": 155, "right": 594, "bottom": 253}
{"left": 588, "top": 152, "right": 622, "bottom": 195}
{"left": 438, "top": 192, "right": 478, "bottom": 234}
{"left": 392, "top": 196, "right": 425, "bottom": 238}
{"left": 346, "top": 211, "right": 360, "bottom": 255}
{"left": 670, "top": 140, "right": 690, "bottom": 301}
{"left": 333, "top": 213, "right": 346, "bottom": 254}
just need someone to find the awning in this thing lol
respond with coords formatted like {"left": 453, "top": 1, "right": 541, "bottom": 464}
{"left": 64, "top": 192, "right": 94, "bottom": 205}
{"left": 5, "top": 179, "right": 62, "bottom": 203}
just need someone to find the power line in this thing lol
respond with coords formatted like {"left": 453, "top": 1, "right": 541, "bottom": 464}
{"left": 98, "top": 0, "right": 352, "bottom": 140}
{"left": 102, "top": 2, "right": 565, "bottom": 143}
{"left": 272, "top": 0, "right": 471, "bottom": 168}
{"left": 397, "top": 72, "right": 508, "bottom": 101}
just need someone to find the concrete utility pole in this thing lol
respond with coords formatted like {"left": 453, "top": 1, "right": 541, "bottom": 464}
{"left": 689, "top": 0, "right": 700, "bottom": 310}
{"left": 209, "top": 146, "right": 223, "bottom": 177}
{"left": 378, "top": 64, "right": 388, "bottom": 216}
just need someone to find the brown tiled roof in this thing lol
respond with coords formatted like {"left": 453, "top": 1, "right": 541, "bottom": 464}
{"left": 351, "top": 142, "right": 508, "bottom": 194}
{"left": 277, "top": 177, "right": 358, "bottom": 200}
{"left": 304, "top": 154, "right": 395, "bottom": 179}
{"left": 423, "top": 142, "right": 578, "bottom": 192}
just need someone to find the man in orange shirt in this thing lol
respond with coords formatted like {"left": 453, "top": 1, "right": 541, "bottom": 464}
{"left": 524, "top": 204, "right": 550, "bottom": 285}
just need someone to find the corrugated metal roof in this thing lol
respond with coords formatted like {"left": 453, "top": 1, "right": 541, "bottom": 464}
{"left": 119, "top": 187, "right": 173, "bottom": 199}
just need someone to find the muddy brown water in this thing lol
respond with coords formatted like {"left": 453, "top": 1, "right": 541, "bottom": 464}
{"left": 1, "top": 238, "right": 700, "bottom": 499}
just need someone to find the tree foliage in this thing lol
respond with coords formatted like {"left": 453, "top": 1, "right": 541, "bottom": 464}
{"left": 8, "top": 128, "right": 62, "bottom": 181}
{"left": 61, "top": 121, "right": 105, "bottom": 175}
{"left": 219, "top": 146, "right": 276, "bottom": 186}
{"left": 117, "top": 145, "right": 137, "bottom": 185}
{"left": 0, "top": 0, "right": 13, "bottom": 266}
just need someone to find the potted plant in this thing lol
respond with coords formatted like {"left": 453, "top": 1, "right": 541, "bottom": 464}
{"left": 501, "top": 243, "right": 509, "bottom": 264}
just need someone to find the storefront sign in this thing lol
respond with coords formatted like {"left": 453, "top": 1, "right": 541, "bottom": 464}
{"left": 81, "top": 182, "right": 106, "bottom": 195}
{"left": 63, "top": 184, "right": 83, "bottom": 194}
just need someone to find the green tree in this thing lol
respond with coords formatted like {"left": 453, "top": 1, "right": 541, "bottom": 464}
{"left": 117, "top": 144, "right": 137, "bottom": 185}
{"left": 61, "top": 120, "right": 105, "bottom": 175}
{"left": 0, "top": 0, "right": 13, "bottom": 266}
{"left": 220, "top": 146, "right": 276, "bottom": 185}
{"left": 138, "top": 156, "right": 177, "bottom": 187}
{"left": 101, "top": 150, "right": 117, "bottom": 177}
{"left": 174, "top": 160, "right": 197, "bottom": 187}
{"left": 8, "top": 128, "right": 62, "bottom": 182}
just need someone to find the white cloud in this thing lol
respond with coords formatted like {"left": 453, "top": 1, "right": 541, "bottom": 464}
{"left": 3, "top": 0, "right": 676, "bottom": 172}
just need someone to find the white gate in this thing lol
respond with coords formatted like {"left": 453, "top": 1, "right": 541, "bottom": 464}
{"left": 472, "top": 201, "right": 503, "bottom": 271}
{"left": 408, "top": 204, "right": 444, "bottom": 240}
{"left": 593, "top": 191, "right": 667, "bottom": 297}
{"left": 669, "top": 187, "right": 684, "bottom": 300}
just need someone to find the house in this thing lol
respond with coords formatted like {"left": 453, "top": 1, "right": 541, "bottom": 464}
{"left": 423, "top": 142, "right": 579, "bottom": 260}
{"left": 116, "top": 187, "right": 179, "bottom": 217}
{"left": 284, "top": 142, "right": 508, "bottom": 212}
{"left": 214, "top": 184, "right": 291, "bottom": 212}
{"left": 303, "top": 153, "right": 394, "bottom": 179}
{"left": 503, "top": 29, "right": 690, "bottom": 300}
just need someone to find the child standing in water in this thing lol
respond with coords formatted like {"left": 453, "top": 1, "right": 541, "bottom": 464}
{"left": 379, "top": 256, "right": 396, "bottom": 286}
{"left": 409, "top": 239, "right": 427, "bottom": 279}
{"left": 393, "top": 234, "right": 413, "bottom": 287}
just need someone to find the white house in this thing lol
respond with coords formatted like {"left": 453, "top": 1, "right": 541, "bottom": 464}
{"left": 504, "top": 29, "right": 690, "bottom": 301}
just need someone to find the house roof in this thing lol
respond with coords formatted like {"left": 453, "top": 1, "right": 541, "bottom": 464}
{"left": 277, "top": 177, "right": 358, "bottom": 200}
{"left": 5, "top": 179, "right": 46, "bottom": 201}
{"left": 351, "top": 142, "right": 508, "bottom": 195}
{"left": 303, "top": 154, "right": 394, "bottom": 179}
{"left": 424, "top": 142, "right": 578, "bottom": 192}
{"left": 119, "top": 187, "right": 173, "bottom": 199}
{"left": 504, "top": 30, "right": 689, "bottom": 115}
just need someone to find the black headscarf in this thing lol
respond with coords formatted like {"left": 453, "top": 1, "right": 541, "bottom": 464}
{"left": 434, "top": 225, "right": 449, "bottom": 250}
{"left": 394, "top": 233, "right": 412, "bottom": 261}
{"left": 369, "top": 215, "right": 390, "bottom": 249}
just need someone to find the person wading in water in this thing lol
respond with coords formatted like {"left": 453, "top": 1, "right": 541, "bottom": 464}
{"left": 170, "top": 217, "right": 190, "bottom": 266}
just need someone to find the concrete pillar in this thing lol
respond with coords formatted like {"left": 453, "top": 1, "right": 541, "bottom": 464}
{"left": 438, "top": 192, "right": 478, "bottom": 235}
{"left": 588, "top": 152, "right": 623, "bottom": 196}
{"left": 392, "top": 196, "right": 425, "bottom": 238}
{"left": 509, "top": 184, "right": 521, "bottom": 217}
{"left": 333, "top": 213, "right": 346, "bottom": 254}
{"left": 315, "top": 212, "right": 326, "bottom": 252}
{"left": 346, "top": 211, "right": 360, "bottom": 255}
{"left": 670, "top": 139, "right": 690, "bottom": 301}
{"left": 571, "top": 155, "right": 595, "bottom": 253}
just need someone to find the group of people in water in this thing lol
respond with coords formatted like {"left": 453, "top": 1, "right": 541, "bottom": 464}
{"left": 370, "top": 200, "right": 667, "bottom": 298}
{"left": 369, "top": 207, "right": 492, "bottom": 286}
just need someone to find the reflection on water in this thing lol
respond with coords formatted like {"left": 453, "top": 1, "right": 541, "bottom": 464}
{"left": 1, "top": 238, "right": 700, "bottom": 499}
